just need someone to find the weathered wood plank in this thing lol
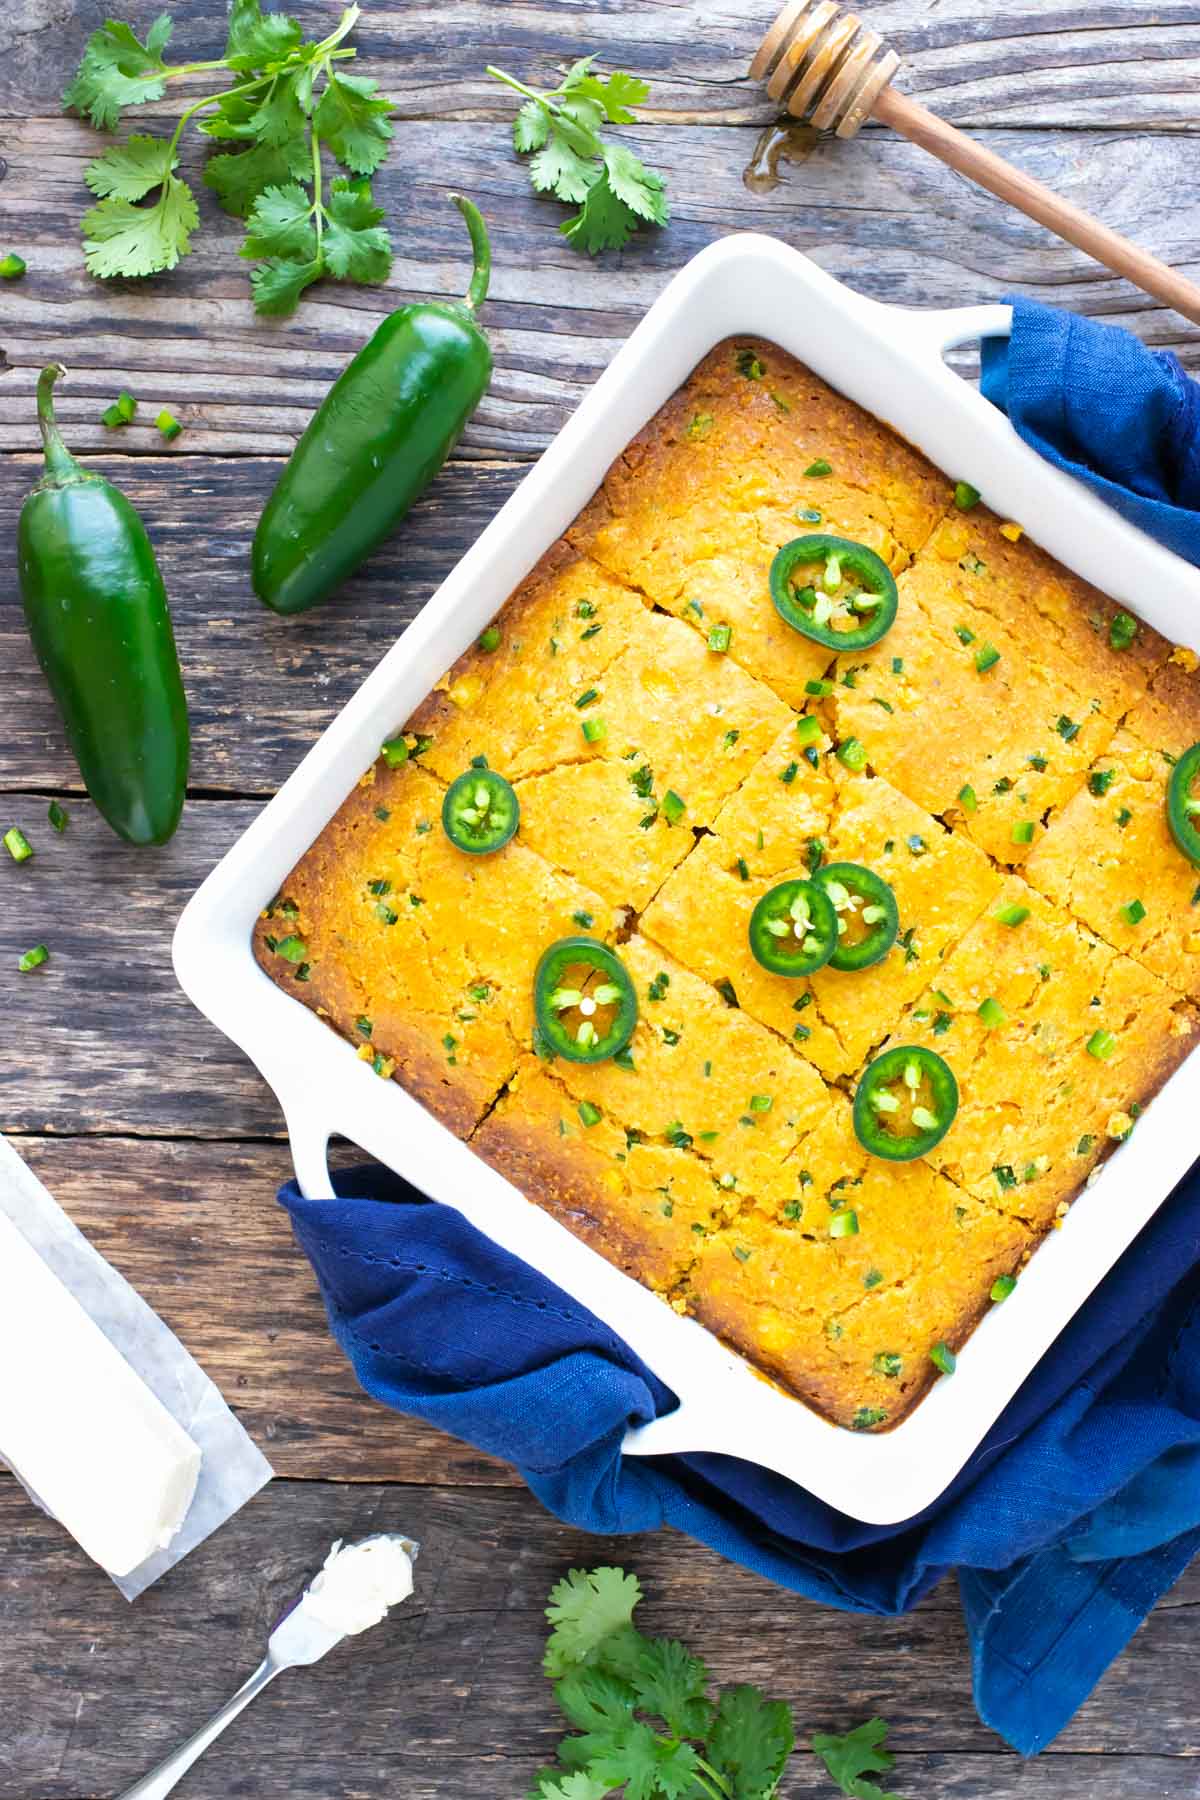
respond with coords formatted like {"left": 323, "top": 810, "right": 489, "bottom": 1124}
{"left": 10, "top": 1136, "right": 518, "bottom": 1485}
{"left": 0, "top": 794, "right": 279, "bottom": 1136}
{"left": 6, "top": 0, "right": 1200, "bottom": 127}
{"left": 1, "top": 117, "right": 1199, "bottom": 462}
{"left": 0, "top": 461, "right": 522, "bottom": 795}
{"left": 0, "top": 1480, "right": 1196, "bottom": 1800}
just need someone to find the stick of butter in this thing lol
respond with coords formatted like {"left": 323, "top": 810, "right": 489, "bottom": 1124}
{"left": 0, "top": 1208, "right": 202, "bottom": 1577}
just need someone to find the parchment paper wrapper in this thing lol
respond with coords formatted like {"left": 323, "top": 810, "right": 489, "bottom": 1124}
{"left": 0, "top": 1133, "right": 273, "bottom": 1599}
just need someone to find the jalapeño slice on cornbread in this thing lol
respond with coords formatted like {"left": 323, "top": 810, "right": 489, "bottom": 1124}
{"left": 770, "top": 533, "right": 898, "bottom": 651}
{"left": 748, "top": 877, "right": 837, "bottom": 976}
{"left": 442, "top": 767, "right": 519, "bottom": 854}
{"left": 853, "top": 1045, "right": 959, "bottom": 1161}
{"left": 534, "top": 938, "right": 638, "bottom": 1063}
{"left": 256, "top": 334, "right": 1199, "bottom": 1435}
{"left": 813, "top": 862, "right": 899, "bottom": 972}
{"left": 1167, "top": 740, "right": 1200, "bottom": 867}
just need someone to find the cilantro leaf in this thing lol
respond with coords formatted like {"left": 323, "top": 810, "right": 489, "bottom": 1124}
{"left": 313, "top": 70, "right": 394, "bottom": 175}
{"left": 629, "top": 1637, "right": 713, "bottom": 1739}
{"left": 811, "top": 1718, "right": 903, "bottom": 1799}
{"left": 514, "top": 99, "right": 550, "bottom": 152}
{"left": 323, "top": 179, "right": 392, "bottom": 281}
{"left": 544, "top": 1568, "right": 643, "bottom": 1677}
{"left": 529, "top": 136, "right": 600, "bottom": 205}
{"left": 81, "top": 175, "right": 198, "bottom": 276}
{"left": 530, "top": 1771, "right": 613, "bottom": 1800}
{"left": 585, "top": 1722, "right": 700, "bottom": 1800}
{"left": 244, "top": 76, "right": 308, "bottom": 147}
{"left": 240, "top": 182, "right": 317, "bottom": 259}
{"left": 84, "top": 134, "right": 178, "bottom": 202}
{"left": 249, "top": 255, "right": 325, "bottom": 316}
{"left": 223, "top": 0, "right": 302, "bottom": 72}
{"left": 707, "top": 1684, "right": 795, "bottom": 1799}
{"left": 63, "top": 14, "right": 172, "bottom": 130}
{"left": 203, "top": 138, "right": 311, "bottom": 217}
{"left": 554, "top": 1667, "right": 636, "bottom": 1738}
{"left": 603, "top": 142, "right": 669, "bottom": 225}
{"left": 560, "top": 170, "right": 639, "bottom": 254}
{"left": 566, "top": 63, "right": 650, "bottom": 123}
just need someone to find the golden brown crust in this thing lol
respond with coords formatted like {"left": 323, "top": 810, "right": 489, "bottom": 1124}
{"left": 254, "top": 336, "right": 1200, "bottom": 1434}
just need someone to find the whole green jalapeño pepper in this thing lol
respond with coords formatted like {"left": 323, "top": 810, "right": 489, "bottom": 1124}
{"left": 17, "top": 365, "right": 189, "bottom": 846}
{"left": 253, "top": 194, "right": 493, "bottom": 616}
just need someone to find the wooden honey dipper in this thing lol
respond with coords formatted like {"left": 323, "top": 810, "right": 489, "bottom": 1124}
{"left": 751, "top": 0, "right": 1200, "bottom": 328}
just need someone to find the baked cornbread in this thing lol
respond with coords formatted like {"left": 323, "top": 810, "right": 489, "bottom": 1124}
{"left": 256, "top": 333, "right": 1200, "bottom": 1433}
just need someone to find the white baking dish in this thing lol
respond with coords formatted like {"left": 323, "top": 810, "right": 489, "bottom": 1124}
{"left": 174, "top": 234, "right": 1200, "bottom": 1524}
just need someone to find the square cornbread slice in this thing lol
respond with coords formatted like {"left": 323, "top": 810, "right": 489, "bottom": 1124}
{"left": 253, "top": 758, "right": 616, "bottom": 1137}
{"left": 541, "top": 935, "right": 833, "bottom": 1207}
{"left": 867, "top": 876, "right": 1198, "bottom": 1232}
{"left": 408, "top": 539, "right": 649, "bottom": 784}
{"left": 682, "top": 1098, "right": 1030, "bottom": 1430}
{"left": 829, "top": 510, "right": 1169, "bottom": 867}
{"left": 509, "top": 608, "right": 792, "bottom": 909}
{"left": 568, "top": 336, "right": 948, "bottom": 709}
{"left": 473, "top": 1057, "right": 730, "bottom": 1290}
{"left": 640, "top": 718, "right": 1001, "bottom": 1078}
{"left": 1025, "top": 657, "right": 1200, "bottom": 998}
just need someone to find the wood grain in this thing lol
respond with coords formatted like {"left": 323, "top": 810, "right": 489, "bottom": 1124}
{"left": 0, "top": 462, "right": 522, "bottom": 796}
{"left": 0, "top": 1480, "right": 1197, "bottom": 1800}
{"left": 5, "top": 0, "right": 1200, "bottom": 126}
{"left": 11, "top": 1136, "right": 518, "bottom": 1484}
{"left": 2, "top": 117, "right": 1200, "bottom": 463}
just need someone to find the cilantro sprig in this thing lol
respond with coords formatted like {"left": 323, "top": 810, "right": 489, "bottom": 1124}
{"left": 486, "top": 57, "right": 669, "bottom": 254}
{"left": 811, "top": 1717, "right": 904, "bottom": 1800}
{"left": 64, "top": 0, "right": 395, "bottom": 313}
{"left": 531, "top": 1566, "right": 794, "bottom": 1799}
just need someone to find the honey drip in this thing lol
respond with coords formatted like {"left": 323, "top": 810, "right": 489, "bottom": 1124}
{"left": 742, "top": 121, "right": 819, "bottom": 194}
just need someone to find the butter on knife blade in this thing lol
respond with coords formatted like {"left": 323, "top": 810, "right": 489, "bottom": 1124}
{"left": 0, "top": 1208, "right": 201, "bottom": 1576}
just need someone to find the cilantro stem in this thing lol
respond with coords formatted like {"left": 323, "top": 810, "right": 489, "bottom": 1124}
{"left": 158, "top": 57, "right": 237, "bottom": 79}
{"left": 485, "top": 64, "right": 551, "bottom": 106}
{"left": 311, "top": 124, "right": 325, "bottom": 255}
{"left": 691, "top": 1761, "right": 734, "bottom": 1800}
{"left": 165, "top": 75, "right": 274, "bottom": 162}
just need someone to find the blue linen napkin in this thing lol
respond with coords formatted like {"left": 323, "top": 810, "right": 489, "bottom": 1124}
{"left": 980, "top": 295, "right": 1200, "bottom": 566}
{"left": 279, "top": 296, "right": 1200, "bottom": 1755}
{"left": 282, "top": 1161, "right": 1200, "bottom": 1756}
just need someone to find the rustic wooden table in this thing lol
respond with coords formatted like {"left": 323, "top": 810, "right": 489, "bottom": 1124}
{"left": 3, "top": 2, "right": 1200, "bottom": 1794}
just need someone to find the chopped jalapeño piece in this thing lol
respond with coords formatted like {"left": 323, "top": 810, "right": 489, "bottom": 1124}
{"left": 853, "top": 1044, "right": 959, "bottom": 1162}
{"left": 813, "top": 861, "right": 899, "bottom": 972}
{"left": 442, "top": 767, "right": 519, "bottom": 855}
{"left": 769, "top": 534, "right": 898, "bottom": 651}
{"left": 533, "top": 937, "right": 638, "bottom": 1065}
{"left": 747, "top": 877, "right": 838, "bottom": 977}
{"left": 1167, "top": 740, "right": 1200, "bottom": 868}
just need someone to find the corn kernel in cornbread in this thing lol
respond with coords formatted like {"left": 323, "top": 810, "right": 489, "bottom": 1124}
{"left": 874, "top": 877, "right": 1198, "bottom": 1231}
{"left": 685, "top": 1099, "right": 1029, "bottom": 1428}
{"left": 1026, "top": 662, "right": 1200, "bottom": 997}
{"left": 641, "top": 721, "right": 1001, "bottom": 1076}
{"left": 568, "top": 337, "right": 946, "bottom": 708}
{"left": 409, "top": 540, "right": 648, "bottom": 783}
{"left": 252, "top": 759, "right": 613, "bottom": 1135}
{"left": 473, "top": 1057, "right": 727, "bottom": 1288}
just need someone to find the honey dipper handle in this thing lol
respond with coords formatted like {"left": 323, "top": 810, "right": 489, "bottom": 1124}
{"left": 873, "top": 85, "right": 1200, "bottom": 329}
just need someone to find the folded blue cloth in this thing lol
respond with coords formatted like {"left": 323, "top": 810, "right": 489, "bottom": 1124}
{"left": 281, "top": 298, "right": 1200, "bottom": 1756}
{"left": 282, "top": 1161, "right": 1200, "bottom": 1756}
{"left": 980, "top": 295, "right": 1200, "bottom": 566}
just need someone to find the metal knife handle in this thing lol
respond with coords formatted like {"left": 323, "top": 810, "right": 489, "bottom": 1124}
{"left": 114, "top": 1656, "right": 280, "bottom": 1800}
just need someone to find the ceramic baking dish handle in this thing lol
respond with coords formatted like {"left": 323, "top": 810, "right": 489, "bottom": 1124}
{"left": 284, "top": 1103, "right": 338, "bottom": 1201}
{"left": 902, "top": 301, "right": 1013, "bottom": 363}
